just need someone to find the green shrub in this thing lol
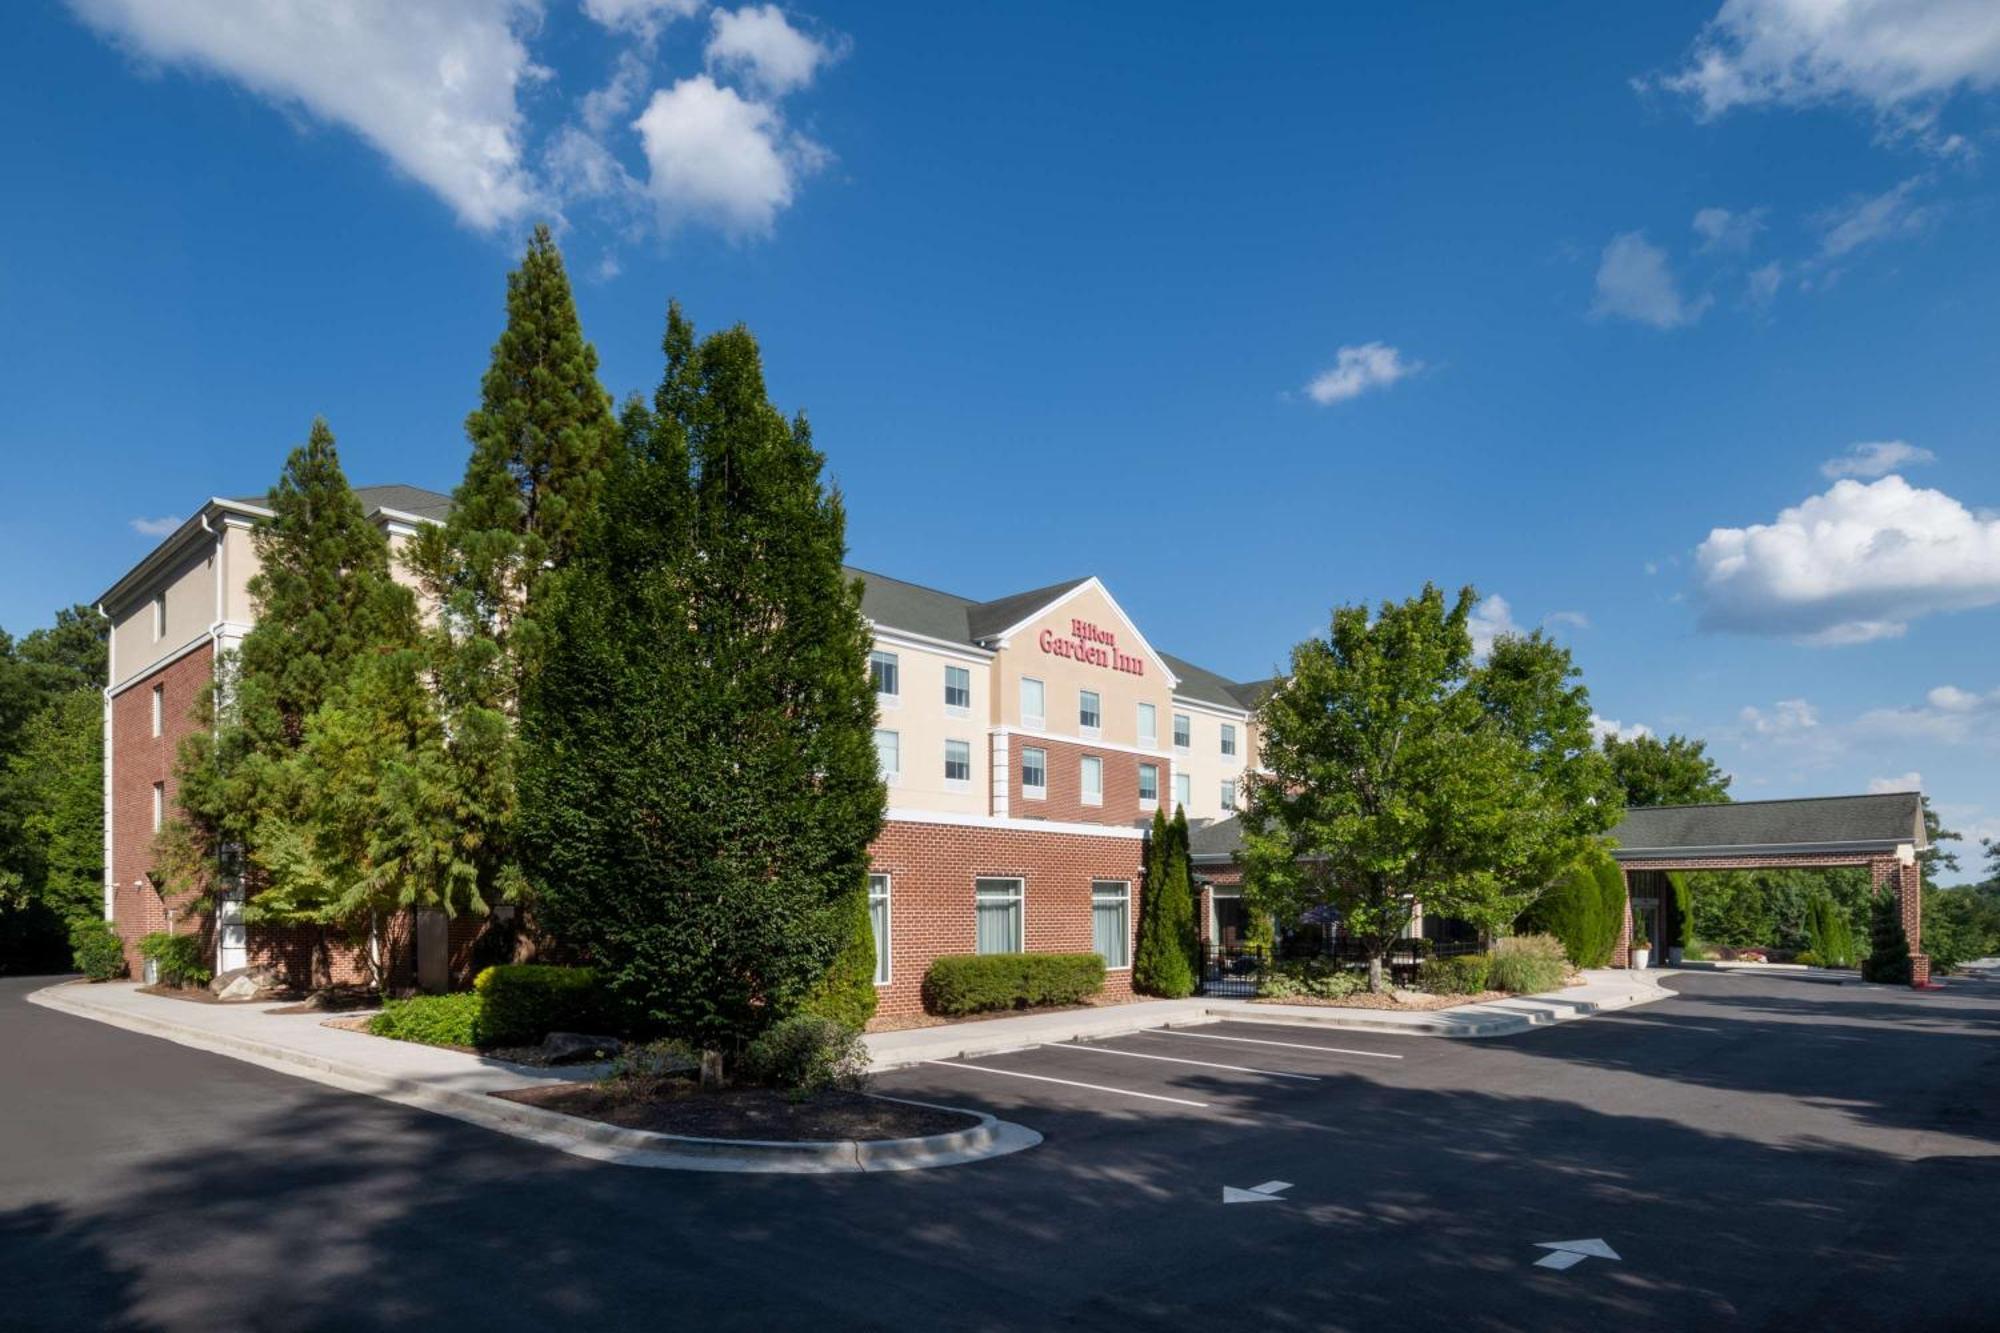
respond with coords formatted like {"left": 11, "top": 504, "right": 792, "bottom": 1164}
{"left": 922, "top": 952, "right": 1107, "bottom": 1016}
{"left": 68, "top": 918, "right": 126, "bottom": 982}
{"left": 1805, "top": 895, "right": 1857, "bottom": 969}
{"left": 369, "top": 993, "right": 482, "bottom": 1047}
{"left": 1133, "top": 807, "right": 1198, "bottom": 997}
{"left": 1518, "top": 846, "right": 1617, "bottom": 968}
{"left": 738, "top": 1015, "right": 870, "bottom": 1098}
{"left": 798, "top": 884, "right": 879, "bottom": 1030}
{"left": 139, "top": 931, "right": 212, "bottom": 988}
{"left": 1487, "top": 934, "right": 1568, "bottom": 994}
{"left": 1860, "top": 893, "right": 1912, "bottom": 985}
{"left": 610, "top": 1038, "right": 698, "bottom": 1085}
{"left": 1258, "top": 958, "right": 1365, "bottom": 1000}
{"left": 1793, "top": 950, "right": 1821, "bottom": 967}
{"left": 472, "top": 964, "right": 606, "bottom": 1046}
{"left": 1420, "top": 953, "right": 1493, "bottom": 996}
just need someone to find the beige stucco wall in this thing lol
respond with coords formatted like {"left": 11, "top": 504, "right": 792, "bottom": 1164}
{"left": 991, "top": 585, "right": 1175, "bottom": 750}
{"left": 1168, "top": 696, "right": 1253, "bottom": 823}
{"left": 109, "top": 535, "right": 221, "bottom": 688}
{"left": 871, "top": 634, "right": 989, "bottom": 816}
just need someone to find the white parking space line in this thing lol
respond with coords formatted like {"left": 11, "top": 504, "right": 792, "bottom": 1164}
{"left": 920, "top": 1060, "right": 1212, "bottom": 1108}
{"left": 1154, "top": 1029, "right": 1405, "bottom": 1060}
{"left": 1039, "top": 1043, "right": 1320, "bottom": 1081}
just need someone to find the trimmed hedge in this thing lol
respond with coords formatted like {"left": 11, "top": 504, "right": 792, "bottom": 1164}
{"left": 1420, "top": 954, "right": 1492, "bottom": 996}
{"left": 69, "top": 918, "right": 126, "bottom": 981}
{"left": 139, "top": 931, "right": 212, "bottom": 988}
{"left": 1488, "top": 934, "right": 1568, "bottom": 995}
{"left": 923, "top": 952, "right": 1106, "bottom": 1016}
{"left": 1518, "top": 846, "right": 1622, "bottom": 969}
{"left": 739, "top": 1015, "right": 870, "bottom": 1098}
{"left": 370, "top": 993, "right": 482, "bottom": 1047}
{"left": 472, "top": 964, "right": 607, "bottom": 1046}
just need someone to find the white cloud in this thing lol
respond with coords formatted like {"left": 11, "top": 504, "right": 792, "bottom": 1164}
{"left": 1543, "top": 610, "right": 1591, "bottom": 631}
{"left": 1592, "top": 715, "right": 1654, "bottom": 743}
{"left": 1820, "top": 439, "right": 1936, "bottom": 479}
{"left": 1303, "top": 342, "right": 1422, "bottom": 405}
{"left": 68, "top": 0, "right": 543, "bottom": 230}
{"left": 1927, "top": 684, "right": 1990, "bottom": 713}
{"left": 130, "top": 515, "right": 180, "bottom": 537}
{"left": 632, "top": 75, "right": 824, "bottom": 236}
{"left": 581, "top": 0, "right": 703, "bottom": 41}
{"left": 1868, "top": 771, "right": 1924, "bottom": 793}
{"left": 1592, "top": 232, "right": 1711, "bottom": 329}
{"left": 1746, "top": 261, "right": 1785, "bottom": 306}
{"left": 1693, "top": 205, "right": 1764, "bottom": 253}
{"left": 582, "top": 48, "right": 654, "bottom": 135}
{"left": 1467, "top": 594, "right": 1520, "bottom": 659}
{"left": 1653, "top": 0, "right": 2000, "bottom": 151}
{"left": 706, "top": 4, "right": 842, "bottom": 96}
{"left": 1815, "top": 177, "right": 1931, "bottom": 259}
{"left": 1741, "top": 697, "right": 1820, "bottom": 737}
{"left": 1696, "top": 475, "right": 2000, "bottom": 645}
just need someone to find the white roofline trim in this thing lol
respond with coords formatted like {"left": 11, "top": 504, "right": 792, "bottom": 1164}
{"left": 869, "top": 623, "right": 996, "bottom": 664}
{"left": 1172, "top": 694, "right": 1250, "bottom": 721}
{"left": 885, "top": 808, "right": 1146, "bottom": 840}
{"left": 1612, "top": 838, "right": 1920, "bottom": 861}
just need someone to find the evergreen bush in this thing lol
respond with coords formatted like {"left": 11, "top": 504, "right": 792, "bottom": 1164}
{"left": 1518, "top": 846, "right": 1615, "bottom": 968}
{"left": 1804, "top": 895, "right": 1856, "bottom": 969}
{"left": 1860, "top": 892, "right": 1912, "bottom": 985}
{"left": 738, "top": 1015, "right": 870, "bottom": 1098}
{"left": 138, "top": 931, "right": 211, "bottom": 988}
{"left": 1420, "top": 954, "right": 1493, "bottom": 996}
{"left": 1133, "top": 808, "right": 1196, "bottom": 997}
{"left": 472, "top": 964, "right": 607, "bottom": 1046}
{"left": 369, "top": 993, "right": 482, "bottom": 1047}
{"left": 798, "top": 881, "right": 880, "bottom": 1029}
{"left": 1487, "top": 934, "right": 1568, "bottom": 994}
{"left": 68, "top": 918, "right": 125, "bottom": 981}
{"left": 922, "top": 953, "right": 1107, "bottom": 1015}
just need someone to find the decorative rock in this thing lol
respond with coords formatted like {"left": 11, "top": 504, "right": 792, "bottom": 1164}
{"left": 541, "top": 1032, "right": 623, "bottom": 1064}
{"left": 209, "top": 966, "right": 284, "bottom": 1000}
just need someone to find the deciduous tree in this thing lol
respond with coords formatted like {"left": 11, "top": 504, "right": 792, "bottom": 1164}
{"left": 1602, "top": 732, "right": 1731, "bottom": 808}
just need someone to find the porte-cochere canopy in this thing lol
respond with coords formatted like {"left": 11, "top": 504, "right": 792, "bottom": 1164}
{"left": 1606, "top": 792, "right": 1930, "bottom": 985}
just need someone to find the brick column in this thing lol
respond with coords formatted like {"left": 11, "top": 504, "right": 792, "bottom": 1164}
{"left": 1611, "top": 867, "right": 1633, "bottom": 968}
{"left": 1869, "top": 855, "right": 1929, "bottom": 988}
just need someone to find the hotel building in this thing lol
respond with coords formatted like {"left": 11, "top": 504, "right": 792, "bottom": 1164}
{"left": 96, "top": 485, "right": 1267, "bottom": 1015}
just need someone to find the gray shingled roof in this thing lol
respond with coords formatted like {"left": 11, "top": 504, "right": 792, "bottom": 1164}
{"left": 231, "top": 484, "right": 454, "bottom": 522}
{"left": 843, "top": 566, "right": 977, "bottom": 644}
{"left": 1609, "top": 793, "right": 1925, "bottom": 857}
{"left": 1160, "top": 652, "right": 1260, "bottom": 710}
{"left": 1189, "top": 814, "right": 1245, "bottom": 861}
{"left": 964, "top": 577, "right": 1091, "bottom": 642}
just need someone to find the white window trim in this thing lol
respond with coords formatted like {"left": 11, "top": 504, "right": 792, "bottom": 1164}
{"left": 1080, "top": 755, "right": 1104, "bottom": 807}
{"left": 1137, "top": 702, "right": 1157, "bottom": 750}
{"left": 151, "top": 683, "right": 163, "bottom": 738}
{"left": 944, "top": 738, "right": 973, "bottom": 793}
{"left": 975, "top": 875, "right": 1026, "bottom": 955}
{"left": 1020, "top": 676, "right": 1045, "bottom": 731}
{"left": 868, "top": 873, "right": 892, "bottom": 986}
{"left": 151, "top": 781, "right": 165, "bottom": 832}
{"left": 1092, "top": 878, "right": 1133, "bottom": 971}
{"left": 1173, "top": 712, "right": 1192, "bottom": 753}
{"left": 1174, "top": 774, "right": 1192, "bottom": 810}
{"left": 1137, "top": 762, "right": 1159, "bottom": 812}
{"left": 1221, "top": 723, "right": 1237, "bottom": 757}
{"left": 875, "top": 729, "right": 901, "bottom": 786}
{"left": 152, "top": 593, "right": 165, "bottom": 643}
{"left": 870, "top": 650, "right": 901, "bottom": 709}
{"left": 944, "top": 665, "right": 973, "bottom": 719}
{"left": 1020, "top": 746, "right": 1047, "bottom": 802}
{"left": 1220, "top": 779, "right": 1237, "bottom": 809}
{"left": 1078, "top": 689, "right": 1102, "bottom": 741}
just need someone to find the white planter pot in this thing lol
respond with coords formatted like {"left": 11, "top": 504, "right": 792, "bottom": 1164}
{"left": 1631, "top": 948, "right": 1652, "bottom": 970}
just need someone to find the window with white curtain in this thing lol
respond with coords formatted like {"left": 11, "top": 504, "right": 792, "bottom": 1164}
{"left": 874, "top": 729, "right": 900, "bottom": 783}
{"left": 1221, "top": 778, "right": 1237, "bottom": 809}
{"left": 1092, "top": 880, "right": 1130, "bottom": 968}
{"left": 1138, "top": 763, "right": 1159, "bottom": 807}
{"left": 1020, "top": 677, "right": 1045, "bottom": 729}
{"left": 975, "top": 877, "right": 1024, "bottom": 954}
{"left": 1021, "top": 746, "right": 1047, "bottom": 798}
{"left": 151, "top": 684, "right": 163, "bottom": 737}
{"left": 1080, "top": 755, "right": 1103, "bottom": 806}
{"left": 868, "top": 874, "right": 891, "bottom": 984}
{"left": 945, "top": 665, "right": 971, "bottom": 714}
{"left": 1174, "top": 772, "right": 1191, "bottom": 810}
{"left": 1173, "top": 712, "right": 1191, "bottom": 750}
{"left": 944, "top": 738, "right": 972, "bottom": 788}
{"left": 1137, "top": 702, "right": 1157, "bottom": 748}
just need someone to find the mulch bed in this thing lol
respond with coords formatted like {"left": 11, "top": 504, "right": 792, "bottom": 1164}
{"left": 493, "top": 1082, "right": 979, "bottom": 1142}
{"left": 265, "top": 987, "right": 383, "bottom": 1015}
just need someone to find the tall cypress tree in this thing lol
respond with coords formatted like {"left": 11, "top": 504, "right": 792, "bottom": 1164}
{"left": 520, "top": 303, "right": 884, "bottom": 1057}
{"left": 1134, "top": 806, "right": 1196, "bottom": 996}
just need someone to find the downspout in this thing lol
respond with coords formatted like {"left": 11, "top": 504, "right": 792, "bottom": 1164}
{"left": 95, "top": 601, "right": 114, "bottom": 922}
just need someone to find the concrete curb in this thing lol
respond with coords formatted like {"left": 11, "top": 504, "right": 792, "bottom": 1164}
{"left": 27, "top": 982, "right": 1040, "bottom": 1174}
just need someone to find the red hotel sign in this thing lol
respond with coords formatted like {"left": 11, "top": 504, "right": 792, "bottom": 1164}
{"left": 1039, "top": 618, "right": 1146, "bottom": 677}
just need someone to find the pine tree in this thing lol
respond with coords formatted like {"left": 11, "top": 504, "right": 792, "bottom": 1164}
{"left": 1861, "top": 890, "right": 1911, "bottom": 984}
{"left": 1134, "top": 807, "right": 1196, "bottom": 996}
{"left": 1169, "top": 804, "right": 1200, "bottom": 974}
{"left": 520, "top": 303, "right": 884, "bottom": 1059}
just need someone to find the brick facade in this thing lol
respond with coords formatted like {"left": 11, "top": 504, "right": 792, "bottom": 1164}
{"left": 1003, "top": 732, "right": 1160, "bottom": 829}
{"left": 867, "top": 817, "right": 1144, "bottom": 1021}
{"left": 107, "top": 643, "right": 215, "bottom": 976}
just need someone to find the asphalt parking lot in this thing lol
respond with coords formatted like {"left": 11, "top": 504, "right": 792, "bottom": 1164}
{"left": 5, "top": 968, "right": 1999, "bottom": 1331}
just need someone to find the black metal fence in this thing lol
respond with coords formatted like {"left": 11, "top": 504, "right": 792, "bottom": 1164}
{"left": 1200, "top": 932, "right": 1486, "bottom": 995}
{"left": 1200, "top": 945, "right": 1268, "bottom": 997}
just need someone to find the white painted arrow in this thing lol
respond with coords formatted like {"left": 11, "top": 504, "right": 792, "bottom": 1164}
{"left": 1222, "top": 1180, "right": 1293, "bottom": 1204}
{"left": 1533, "top": 1239, "right": 1620, "bottom": 1270}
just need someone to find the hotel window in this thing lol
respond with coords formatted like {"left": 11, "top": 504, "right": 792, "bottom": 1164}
{"left": 1221, "top": 723, "right": 1237, "bottom": 757}
{"left": 152, "top": 592, "right": 166, "bottom": 642}
{"left": 975, "top": 877, "right": 1024, "bottom": 954}
{"left": 151, "top": 684, "right": 164, "bottom": 738}
{"left": 1173, "top": 711, "right": 1191, "bottom": 750}
{"left": 1137, "top": 702, "right": 1157, "bottom": 748}
{"left": 1079, "top": 689, "right": 1101, "bottom": 736}
{"left": 1092, "top": 880, "right": 1131, "bottom": 969}
{"left": 869, "top": 650, "right": 899, "bottom": 704}
{"left": 1138, "top": 763, "right": 1159, "bottom": 809}
{"left": 874, "top": 729, "right": 900, "bottom": 784}
{"left": 151, "top": 781, "right": 165, "bottom": 832}
{"left": 1221, "top": 778, "right": 1238, "bottom": 809}
{"left": 1080, "top": 755, "right": 1103, "bottom": 806}
{"left": 1021, "top": 746, "right": 1047, "bottom": 799}
{"left": 944, "top": 738, "right": 972, "bottom": 790}
{"left": 1020, "top": 677, "right": 1045, "bottom": 729}
{"left": 944, "top": 665, "right": 971, "bottom": 715}
{"left": 1174, "top": 772, "right": 1191, "bottom": 811}
{"left": 868, "top": 874, "right": 891, "bottom": 985}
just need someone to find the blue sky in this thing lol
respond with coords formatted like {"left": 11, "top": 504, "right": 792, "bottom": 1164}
{"left": 4, "top": 1, "right": 1999, "bottom": 877}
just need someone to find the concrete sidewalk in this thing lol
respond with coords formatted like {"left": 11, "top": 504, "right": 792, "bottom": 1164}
{"left": 865, "top": 968, "right": 1674, "bottom": 1069}
{"left": 27, "top": 981, "right": 1034, "bottom": 1172}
